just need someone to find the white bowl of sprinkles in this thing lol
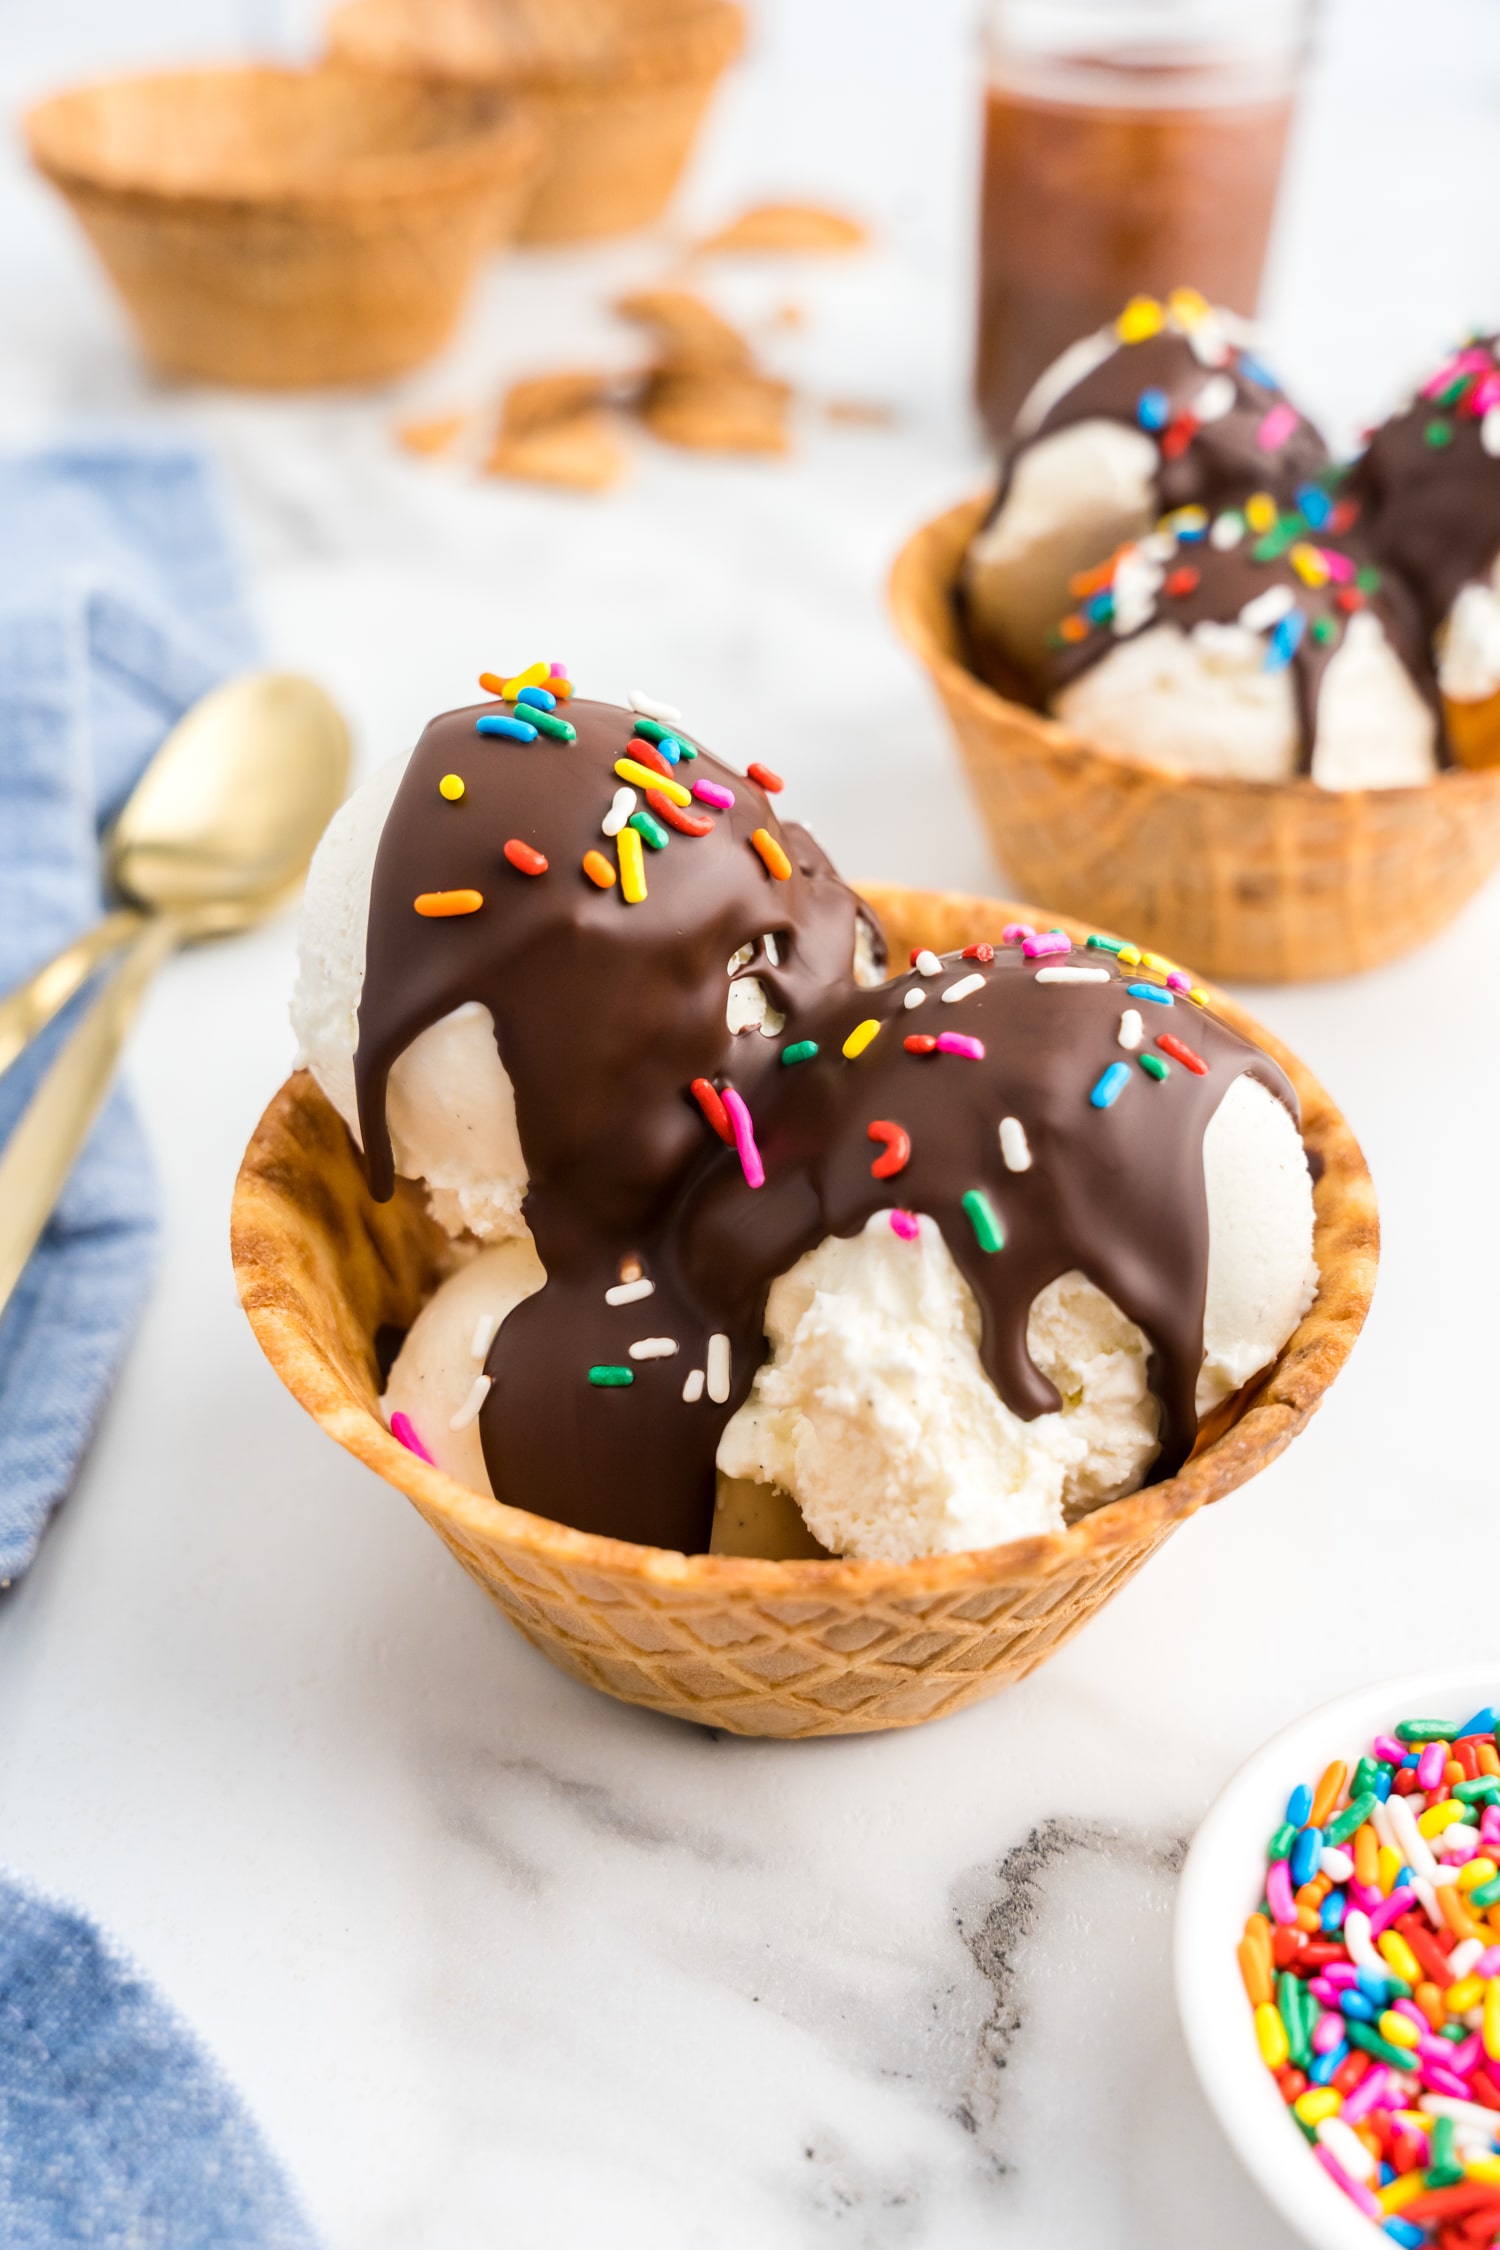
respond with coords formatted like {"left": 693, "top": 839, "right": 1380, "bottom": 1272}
{"left": 1176, "top": 1669, "right": 1500, "bottom": 2250}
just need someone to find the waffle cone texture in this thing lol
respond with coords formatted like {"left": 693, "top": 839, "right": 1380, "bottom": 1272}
{"left": 232, "top": 884, "right": 1375, "bottom": 1739}
{"left": 326, "top": 0, "right": 745, "bottom": 244}
{"left": 891, "top": 499, "right": 1500, "bottom": 984}
{"left": 26, "top": 67, "right": 542, "bottom": 387}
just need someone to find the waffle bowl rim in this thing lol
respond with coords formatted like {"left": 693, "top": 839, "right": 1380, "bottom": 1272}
{"left": 231, "top": 879, "right": 1377, "bottom": 1605}
{"left": 323, "top": 0, "right": 747, "bottom": 97}
{"left": 891, "top": 493, "right": 1500, "bottom": 817}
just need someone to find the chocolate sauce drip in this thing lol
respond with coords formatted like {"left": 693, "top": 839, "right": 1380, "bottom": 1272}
{"left": 1353, "top": 336, "right": 1500, "bottom": 637}
{"left": 357, "top": 699, "right": 1302, "bottom": 1556}
{"left": 1038, "top": 520, "right": 1440, "bottom": 773}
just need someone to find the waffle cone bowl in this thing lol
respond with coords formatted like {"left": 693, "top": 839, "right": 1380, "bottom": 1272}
{"left": 231, "top": 883, "right": 1374, "bottom": 1740}
{"left": 891, "top": 499, "right": 1500, "bottom": 985}
{"left": 25, "top": 66, "right": 542, "bottom": 388}
{"left": 326, "top": 0, "right": 745, "bottom": 245}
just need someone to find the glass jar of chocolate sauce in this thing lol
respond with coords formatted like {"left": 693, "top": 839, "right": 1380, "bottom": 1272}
{"left": 976, "top": 0, "right": 1311, "bottom": 438}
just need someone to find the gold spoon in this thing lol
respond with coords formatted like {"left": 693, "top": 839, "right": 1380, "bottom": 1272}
{"left": 0, "top": 672, "right": 349, "bottom": 1319}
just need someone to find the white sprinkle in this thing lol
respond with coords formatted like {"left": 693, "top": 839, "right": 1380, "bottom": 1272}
{"left": 1239, "top": 583, "right": 1296, "bottom": 634}
{"left": 470, "top": 1308, "right": 504, "bottom": 1361}
{"left": 629, "top": 690, "right": 683, "bottom": 723}
{"left": 1118, "top": 1008, "right": 1144, "bottom": 1051}
{"left": 706, "top": 1333, "right": 731, "bottom": 1404}
{"left": 1318, "top": 1846, "right": 1354, "bottom": 1883}
{"left": 1110, "top": 547, "right": 1165, "bottom": 636}
{"left": 1316, "top": 2117, "right": 1376, "bottom": 2183}
{"left": 1034, "top": 966, "right": 1109, "bottom": 984}
{"left": 1193, "top": 373, "right": 1236, "bottom": 423}
{"left": 941, "top": 973, "right": 986, "bottom": 1005}
{"left": 1187, "top": 322, "right": 1230, "bottom": 368}
{"left": 1420, "top": 2095, "right": 1500, "bottom": 2132}
{"left": 1484, "top": 407, "right": 1500, "bottom": 460}
{"left": 682, "top": 1368, "right": 705, "bottom": 1403}
{"left": 448, "top": 1373, "right": 491, "bottom": 1431}
{"left": 1448, "top": 1939, "right": 1486, "bottom": 1981}
{"left": 605, "top": 1276, "right": 655, "bottom": 1307}
{"left": 914, "top": 949, "right": 943, "bottom": 977}
{"left": 999, "top": 1117, "right": 1031, "bottom": 1173}
{"left": 602, "top": 786, "right": 636, "bottom": 837}
{"left": 1139, "top": 531, "right": 1176, "bottom": 565}
{"left": 1210, "top": 510, "right": 1246, "bottom": 551}
{"left": 628, "top": 1336, "right": 678, "bottom": 1360}
{"left": 903, "top": 987, "right": 926, "bottom": 1010}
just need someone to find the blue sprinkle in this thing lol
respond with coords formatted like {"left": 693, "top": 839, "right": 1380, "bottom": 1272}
{"left": 1297, "top": 484, "right": 1333, "bottom": 529}
{"left": 1373, "top": 1766, "right": 1394, "bottom": 1801}
{"left": 1459, "top": 1707, "right": 1498, "bottom": 1738}
{"left": 1378, "top": 2164, "right": 1396, "bottom": 2188}
{"left": 1400, "top": 1752, "right": 1421, "bottom": 1769}
{"left": 1290, "top": 1825, "right": 1323, "bottom": 1887}
{"left": 1393, "top": 1864, "right": 1412, "bottom": 1892}
{"left": 1340, "top": 1990, "right": 1377, "bottom": 2023}
{"left": 1308, "top": 2042, "right": 1347, "bottom": 2085}
{"left": 1137, "top": 386, "right": 1170, "bottom": 432}
{"left": 1090, "top": 1061, "right": 1131, "bottom": 1110}
{"left": 1264, "top": 610, "right": 1306, "bottom": 672}
{"left": 1239, "top": 352, "right": 1279, "bottom": 390}
{"left": 1285, "top": 1783, "right": 1313, "bottom": 1826}
{"left": 1085, "top": 591, "right": 1116, "bottom": 625}
{"left": 1175, "top": 516, "right": 1209, "bottom": 544}
{"left": 476, "top": 713, "right": 539, "bottom": 741}
{"left": 1125, "top": 981, "right": 1174, "bottom": 1006}
{"left": 1320, "top": 1887, "right": 1347, "bottom": 1933}
{"left": 1358, "top": 1968, "right": 1396, "bottom": 2004}
{"left": 1385, "top": 2222, "right": 1423, "bottom": 2249}
{"left": 653, "top": 733, "right": 686, "bottom": 765}
{"left": 515, "top": 685, "right": 556, "bottom": 711}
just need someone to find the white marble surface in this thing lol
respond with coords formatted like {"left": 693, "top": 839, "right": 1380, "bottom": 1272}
{"left": 2, "top": 3, "right": 1500, "bottom": 2244}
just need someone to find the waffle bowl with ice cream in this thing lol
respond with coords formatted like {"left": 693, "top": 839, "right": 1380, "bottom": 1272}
{"left": 232, "top": 667, "right": 1375, "bottom": 1737}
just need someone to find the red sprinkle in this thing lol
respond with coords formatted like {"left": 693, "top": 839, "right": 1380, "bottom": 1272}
{"left": 747, "top": 762, "right": 784, "bottom": 793}
{"left": 903, "top": 1034, "right": 937, "bottom": 1055}
{"left": 1336, "top": 587, "right": 1365, "bottom": 613}
{"left": 961, "top": 943, "right": 995, "bottom": 963}
{"left": 1157, "top": 1031, "right": 1208, "bottom": 1075}
{"left": 689, "top": 1077, "right": 734, "bottom": 1144}
{"left": 867, "top": 1119, "right": 911, "bottom": 1179}
{"left": 1161, "top": 413, "right": 1199, "bottom": 460}
{"left": 1329, "top": 499, "right": 1360, "bottom": 535}
{"left": 629, "top": 740, "right": 675, "bottom": 780}
{"left": 646, "top": 788, "right": 715, "bottom": 836}
{"left": 1165, "top": 565, "right": 1201, "bottom": 597}
{"left": 503, "top": 838, "right": 548, "bottom": 876}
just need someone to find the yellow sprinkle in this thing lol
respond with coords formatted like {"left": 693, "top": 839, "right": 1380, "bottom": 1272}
{"left": 1294, "top": 2088, "right": 1341, "bottom": 2127}
{"left": 1467, "top": 2156, "right": 1500, "bottom": 2186}
{"left": 1377, "top": 2010, "right": 1420, "bottom": 2050}
{"left": 1419, "top": 1799, "right": 1465, "bottom": 1839}
{"left": 1168, "top": 285, "right": 1212, "bottom": 329}
{"left": 1377, "top": 1845, "right": 1404, "bottom": 1896}
{"left": 1140, "top": 951, "right": 1175, "bottom": 975}
{"left": 1378, "top": 1931, "right": 1421, "bottom": 1986}
{"left": 414, "top": 888, "right": 483, "bottom": 918}
{"left": 1447, "top": 1974, "right": 1485, "bottom": 2013}
{"left": 1254, "top": 2001, "right": 1288, "bottom": 2069}
{"left": 581, "top": 849, "right": 616, "bottom": 890}
{"left": 1117, "top": 944, "right": 1141, "bottom": 967}
{"left": 617, "top": 826, "right": 646, "bottom": 904}
{"left": 1460, "top": 1860, "right": 1499, "bottom": 1893}
{"left": 439, "top": 773, "right": 465, "bottom": 801}
{"left": 1379, "top": 2174, "right": 1430, "bottom": 2215}
{"left": 842, "top": 1018, "right": 882, "bottom": 1061}
{"left": 1246, "top": 492, "right": 1279, "bottom": 533}
{"left": 1290, "top": 542, "right": 1330, "bottom": 588}
{"left": 1189, "top": 986, "right": 1208, "bottom": 1006}
{"left": 500, "top": 661, "right": 549, "bottom": 698}
{"left": 614, "top": 757, "right": 691, "bottom": 807}
{"left": 751, "top": 827, "right": 792, "bottom": 881}
{"left": 1116, "top": 294, "right": 1164, "bottom": 344}
{"left": 1484, "top": 1976, "right": 1500, "bottom": 2062}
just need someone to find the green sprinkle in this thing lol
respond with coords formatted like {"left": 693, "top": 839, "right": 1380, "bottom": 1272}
{"left": 1324, "top": 1791, "right": 1377, "bottom": 1845}
{"left": 628, "top": 809, "right": 670, "bottom": 851}
{"left": 1267, "top": 1822, "right": 1298, "bottom": 1863}
{"left": 527, "top": 707, "right": 577, "bottom": 742}
{"left": 1278, "top": 1970, "right": 1311, "bottom": 2070}
{"left": 588, "top": 1365, "right": 634, "bottom": 1387}
{"left": 1139, "top": 1053, "right": 1170, "bottom": 1082}
{"left": 1086, "top": 934, "right": 1124, "bottom": 954}
{"left": 961, "top": 1188, "right": 1004, "bottom": 1254}
{"left": 781, "top": 1039, "right": 819, "bottom": 1066}
{"left": 1455, "top": 1779, "right": 1500, "bottom": 1804}
{"left": 1252, "top": 516, "right": 1305, "bottom": 562}
{"left": 632, "top": 717, "right": 670, "bottom": 744}
{"left": 677, "top": 743, "right": 698, "bottom": 760}
{"left": 1310, "top": 616, "right": 1338, "bottom": 645}
{"left": 1434, "top": 373, "right": 1470, "bottom": 408}
{"left": 1345, "top": 2022, "right": 1414, "bottom": 2071}
{"left": 1429, "top": 2115, "right": 1465, "bottom": 2189}
{"left": 1468, "top": 1872, "right": 1500, "bottom": 1909}
{"left": 1352, "top": 1757, "right": 1378, "bottom": 1797}
{"left": 1395, "top": 1718, "right": 1458, "bottom": 1742}
{"left": 1424, "top": 417, "right": 1454, "bottom": 449}
{"left": 1441, "top": 2020, "right": 1469, "bottom": 2043}
{"left": 1356, "top": 565, "right": 1383, "bottom": 594}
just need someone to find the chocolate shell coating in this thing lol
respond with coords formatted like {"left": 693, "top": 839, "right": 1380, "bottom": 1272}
{"left": 1352, "top": 336, "right": 1500, "bottom": 637}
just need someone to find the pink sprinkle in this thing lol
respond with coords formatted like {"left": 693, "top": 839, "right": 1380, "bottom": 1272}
{"left": 549, "top": 660, "right": 568, "bottom": 676}
{"left": 1323, "top": 1965, "right": 1361, "bottom": 1990}
{"left": 720, "top": 1085, "right": 764, "bottom": 1190}
{"left": 1311, "top": 2012, "right": 1344, "bottom": 2054}
{"left": 889, "top": 1209, "right": 920, "bottom": 1241}
{"left": 1022, "top": 931, "right": 1070, "bottom": 959}
{"left": 1318, "top": 546, "right": 1356, "bottom": 584}
{"left": 1477, "top": 1948, "right": 1500, "bottom": 1978}
{"left": 1367, "top": 1887, "right": 1417, "bottom": 1937}
{"left": 1001, "top": 922, "right": 1035, "bottom": 945}
{"left": 1473, "top": 372, "right": 1500, "bottom": 416}
{"left": 1373, "top": 1735, "right": 1406, "bottom": 1764}
{"left": 1266, "top": 1859, "right": 1298, "bottom": 1926}
{"left": 390, "top": 1412, "right": 433, "bottom": 1464}
{"left": 1449, "top": 2033, "right": 1483, "bottom": 2075}
{"left": 693, "top": 779, "right": 735, "bottom": 810}
{"left": 935, "top": 1032, "right": 985, "bottom": 1060}
{"left": 1422, "top": 349, "right": 1490, "bottom": 398}
{"left": 1258, "top": 403, "right": 1298, "bottom": 452}
{"left": 1165, "top": 971, "right": 1191, "bottom": 993}
{"left": 1314, "top": 2146, "right": 1379, "bottom": 2220}
{"left": 1421, "top": 2060, "right": 1472, "bottom": 2101}
{"left": 1309, "top": 1978, "right": 1340, "bottom": 2005}
{"left": 1341, "top": 2067, "right": 1394, "bottom": 2124}
{"left": 1347, "top": 1882, "right": 1382, "bottom": 1915}
{"left": 1417, "top": 1742, "right": 1446, "bottom": 1789}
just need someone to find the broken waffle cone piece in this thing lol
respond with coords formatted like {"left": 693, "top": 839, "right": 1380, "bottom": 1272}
{"left": 639, "top": 367, "right": 791, "bottom": 454}
{"left": 498, "top": 368, "right": 618, "bottom": 435}
{"left": 1443, "top": 691, "right": 1500, "bottom": 771}
{"left": 396, "top": 411, "right": 468, "bottom": 457}
{"left": 696, "top": 201, "right": 868, "bottom": 255}
{"left": 484, "top": 409, "right": 627, "bottom": 490}
{"left": 614, "top": 285, "right": 752, "bottom": 373}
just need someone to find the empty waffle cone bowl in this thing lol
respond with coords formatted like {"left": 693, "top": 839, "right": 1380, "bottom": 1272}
{"left": 25, "top": 66, "right": 542, "bottom": 387}
{"left": 232, "top": 883, "right": 1374, "bottom": 1739}
{"left": 326, "top": 0, "right": 744, "bottom": 245}
{"left": 891, "top": 499, "right": 1500, "bottom": 984}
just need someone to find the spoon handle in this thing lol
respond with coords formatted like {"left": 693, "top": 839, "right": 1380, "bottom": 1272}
{"left": 0, "top": 908, "right": 146, "bottom": 1085}
{"left": 0, "top": 914, "right": 180, "bottom": 1323}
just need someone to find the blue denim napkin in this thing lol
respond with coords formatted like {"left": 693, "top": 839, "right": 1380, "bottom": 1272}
{"left": 0, "top": 443, "right": 256, "bottom": 1584}
{"left": 0, "top": 1868, "right": 319, "bottom": 2249}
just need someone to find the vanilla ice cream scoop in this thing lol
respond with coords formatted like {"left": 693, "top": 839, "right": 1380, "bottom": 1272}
{"left": 1041, "top": 504, "right": 1440, "bottom": 788}
{"left": 963, "top": 291, "right": 1331, "bottom": 683}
